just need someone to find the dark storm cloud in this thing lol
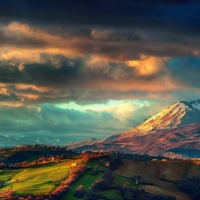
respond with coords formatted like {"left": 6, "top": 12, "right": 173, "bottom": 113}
{"left": 0, "top": 55, "right": 154, "bottom": 86}
{"left": 0, "top": 0, "right": 199, "bottom": 51}
{"left": 0, "top": 0, "right": 199, "bottom": 60}
{"left": 1, "top": 22, "right": 200, "bottom": 61}
{"left": 0, "top": 0, "right": 198, "bottom": 31}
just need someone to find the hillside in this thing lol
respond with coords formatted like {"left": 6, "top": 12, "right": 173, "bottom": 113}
{"left": 71, "top": 122, "right": 200, "bottom": 158}
{"left": 113, "top": 159, "right": 200, "bottom": 200}
{"left": 0, "top": 145, "right": 200, "bottom": 200}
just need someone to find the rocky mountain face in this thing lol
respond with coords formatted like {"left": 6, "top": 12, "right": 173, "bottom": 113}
{"left": 70, "top": 100, "right": 200, "bottom": 158}
{"left": 122, "top": 100, "right": 200, "bottom": 137}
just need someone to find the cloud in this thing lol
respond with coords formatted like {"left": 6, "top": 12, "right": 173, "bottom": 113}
{"left": 126, "top": 55, "right": 167, "bottom": 76}
{"left": 0, "top": 53, "right": 182, "bottom": 106}
{"left": 0, "top": 98, "right": 172, "bottom": 138}
{"left": 0, "top": 0, "right": 199, "bottom": 139}
{"left": 0, "top": 104, "right": 129, "bottom": 137}
{"left": 1, "top": 20, "right": 200, "bottom": 62}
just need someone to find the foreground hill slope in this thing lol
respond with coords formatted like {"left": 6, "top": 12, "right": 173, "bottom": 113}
{"left": 114, "top": 159, "right": 200, "bottom": 200}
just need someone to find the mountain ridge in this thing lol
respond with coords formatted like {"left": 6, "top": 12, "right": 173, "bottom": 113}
{"left": 121, "top": 100, "right": 200, "bottom": 138}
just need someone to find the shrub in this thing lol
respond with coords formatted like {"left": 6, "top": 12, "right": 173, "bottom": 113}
{"left": 73, "top": 185, "right": 87, "bottom": 198}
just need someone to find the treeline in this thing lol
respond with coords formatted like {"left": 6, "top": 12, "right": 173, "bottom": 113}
{"left": 176, "top": 176, "right": 200, "bottom": 200}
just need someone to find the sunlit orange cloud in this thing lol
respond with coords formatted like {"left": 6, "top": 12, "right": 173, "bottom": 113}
{"left": 4, "top": 22, "right": 62, "bottom": 47}
{"left": 0, "top": 47, "right": 79, "bottom": 63}
{"left": 0, "top": 102, "right": 24, "bottom": 107}
{"left": 16, "top": 93, "right": 40, "bottom": 100}
{"left": 0, "top": 84, "right": 10, "bottom": 96}
{"left": 15, "top": 84, "right": 50, "bottom": 92}
{"left": 126, "top": 56, "right": 169, "bottom": 76}
{"left": 0, "top": 101, "right": 41, "bottom": 111}
{"left": 1, "top": 22, "right": 200, "bottom": 64}
{"left": 0, "top": 88, "right": 10, "bottom": 96}
{"left": 0, "top": 22, "right": 85, "bottom": 62}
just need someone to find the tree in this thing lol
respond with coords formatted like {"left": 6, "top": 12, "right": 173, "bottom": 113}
{"left": 74, "top": 185, "right": 87, "bottom": 198}
{"left": 84, "top": 190, "right": 98, "bottom": 200}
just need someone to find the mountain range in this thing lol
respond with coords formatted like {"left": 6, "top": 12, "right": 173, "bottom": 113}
{"left": 69, "top": 100, "right": 200, "bottom": 158}
{"left": 0, "top": 134, "right": 83, "bottom": 147}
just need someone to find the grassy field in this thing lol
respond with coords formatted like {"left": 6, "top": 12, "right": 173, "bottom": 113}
{"left": 61, "top": 170, "right": 103, "bottom": 200}
{"left": 114, "top": 160, "right": 200, "bottom": 181}
{"left": 0, "top": 160, "right": 82, "bottom": 196}
{"left": 100, "top": 190, "right": 122, "bottom": 200}
{"left": 114, "top": 174, "right": 138, "bottom": 188}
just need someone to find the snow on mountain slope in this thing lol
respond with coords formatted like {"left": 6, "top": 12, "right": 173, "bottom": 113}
{"left": 122, "top": 100, "right": 200, "bottom": 137}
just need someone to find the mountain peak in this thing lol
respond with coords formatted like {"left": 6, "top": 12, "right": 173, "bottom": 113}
{"left": 121, "top": 99, "right": 200, "bottom": 137}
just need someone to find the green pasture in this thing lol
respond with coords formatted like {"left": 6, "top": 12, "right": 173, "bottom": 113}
{"left": 0, "top": 160, "right": 79, "bottom": 196}
{"left": 100, "top": 190, "right": 122, "bottom": 200}
{"left": 61, "top": 170, "right": 103, "bottom": 200}
{"left": 114, "top": 174, "right": 138, "bottom": 188}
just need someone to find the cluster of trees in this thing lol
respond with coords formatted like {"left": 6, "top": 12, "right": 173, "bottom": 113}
{"left": 108, "top": 158, "right": 123, "bottom": 170}
{"left": 83, "top": 190, "right": 99, "bottom": 200}
{"left": 52, "top": 163, "right": 88, "bottom": 198}
{"left": 0, "top": 145, "right": 79, "bottom": 165}
{"left": 82, "top": 153, "right": 110, "bottom": 163}
{"left": 176, "top": 176, "right": 200, "bottom": 200}
{"left": 91, "top": 170, "right": 116, "bottom": 191}
{"left": 83, "top": 189, "right": 118, "bottom": 200}
{"left": 91, "top": 168, "right": 104, "bottom": 176}
{"left": 73, "top": 185, "right": 87, "bottom": 198}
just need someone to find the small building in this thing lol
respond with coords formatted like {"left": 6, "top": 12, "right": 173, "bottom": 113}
{"left": 151, "top": 159, "right": 158, "bottom": 161}
{"left": 71, "top": 162, "right": 80, "bottom": 167}
{"left": 162, "top": 159, "right": 167, "bottom": 162}
{"left": 50, "top": 156, "right": 55, "bottom": 161}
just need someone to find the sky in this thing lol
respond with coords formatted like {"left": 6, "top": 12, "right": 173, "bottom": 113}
{"left": 0, "top": 0, "right": 200, "bottom": 139}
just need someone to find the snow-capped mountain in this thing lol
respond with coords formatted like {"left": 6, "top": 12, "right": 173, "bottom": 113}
{"left": 122, "top": 100, "right": 200, "bottom": 137}
{"left": 70, "top": 99, "right": 200, "bottom": 158}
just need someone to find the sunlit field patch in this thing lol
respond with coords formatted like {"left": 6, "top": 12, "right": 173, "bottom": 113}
{"left": 0, "top": 160, "right": 81, "bottom": 195}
